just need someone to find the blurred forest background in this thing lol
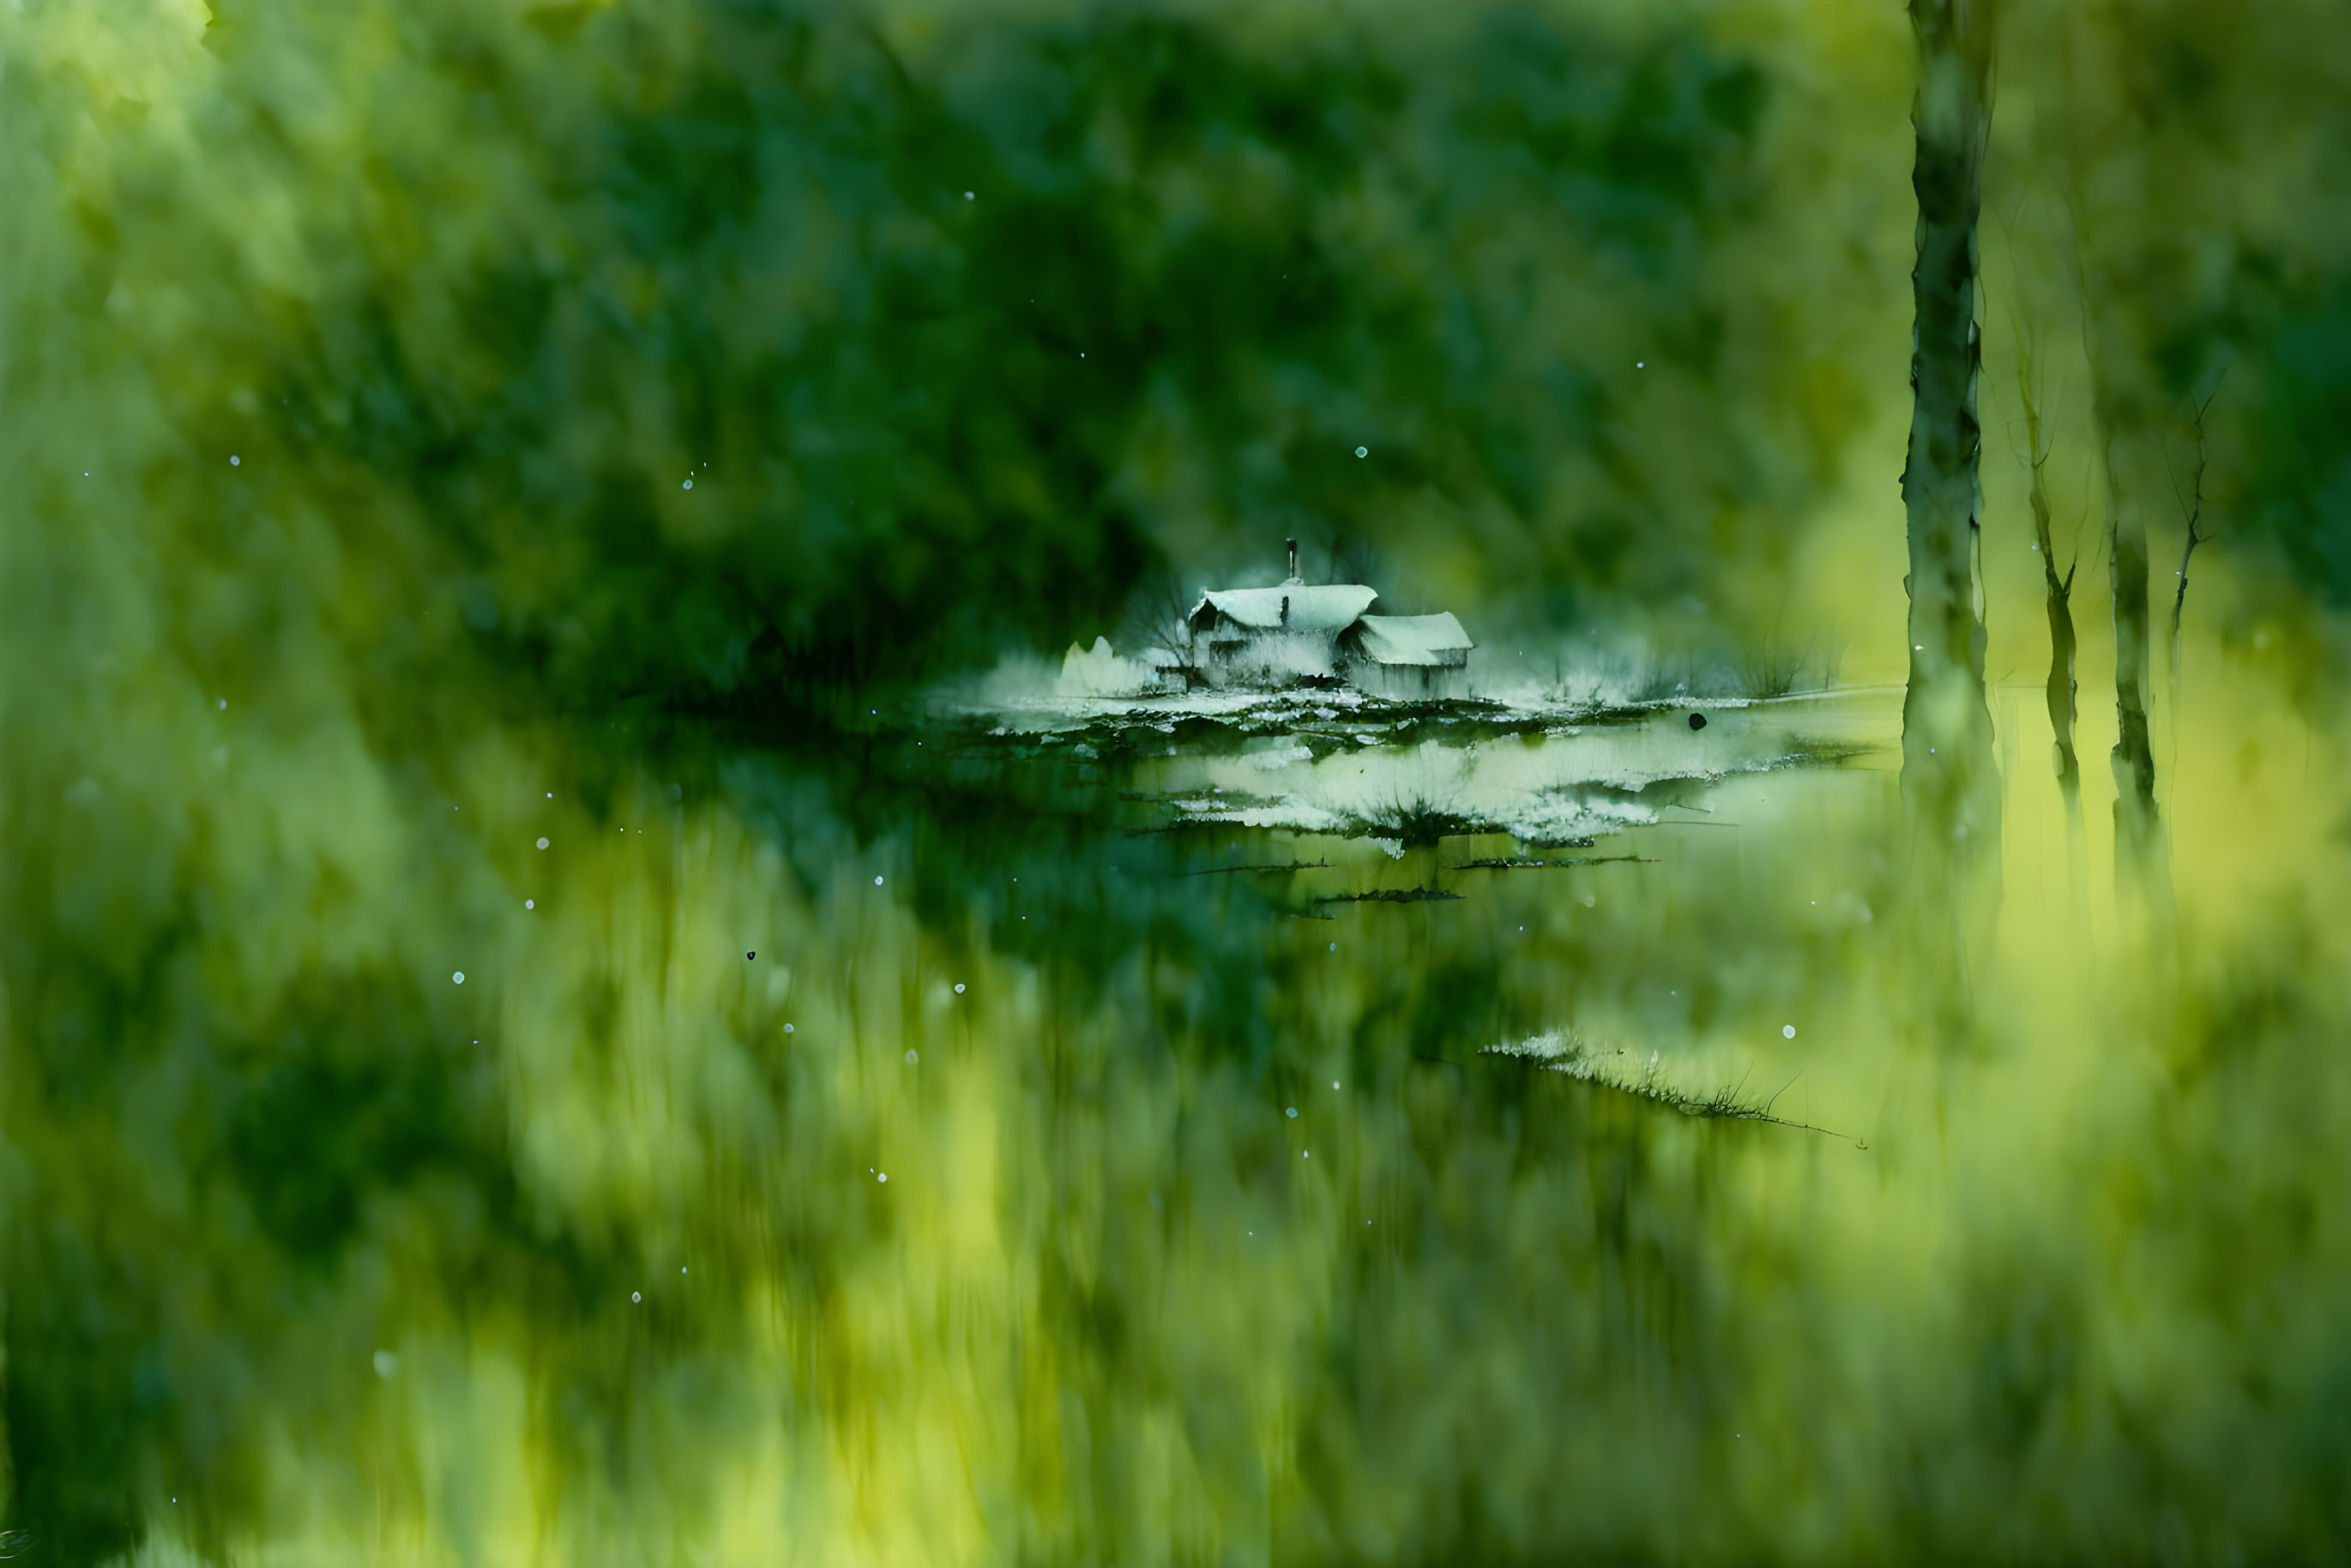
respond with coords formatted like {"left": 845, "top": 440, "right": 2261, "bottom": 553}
{"left": 7, "top": 0, "right": 2351, "bottom": 1563}
{"left": 7, "top": 0, "right": 2349, "bottom": 712}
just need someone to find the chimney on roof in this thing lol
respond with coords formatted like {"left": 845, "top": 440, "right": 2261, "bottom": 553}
{"left": 1287, "top": 537, "right": 1298, "bottom": 582}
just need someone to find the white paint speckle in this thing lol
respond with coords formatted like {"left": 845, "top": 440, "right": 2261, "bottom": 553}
{"left": 964, "top": 190, "right": 974, "bottom": 200}
{"left": 452, "top": 971, "right": 465, "bottom": 984}
{"left": 524, "top": 899, "right": 534, "bottom": 910}
{"left": 877, "top": 1172, "right": 888, "bottom": 1183}
{"left": 632, "top": 1291, "right": 641, "bottom": 1303}
{"left": 1285, "top": 1107, "right": 1298, "bottom": 1119}
{"left": 216, "top": 697, "right": 227, "bottom": 710}
{"left": 785, "top": 1023, "right": 794, "bottom": 1034}
{"left": 683, "top": 479, "right": 692, "bottom": 490}
{"left": 954, "top": 982, "right": 965, "bottom": 993}
{"left": 874, "top": 875, "right": 884, "bottom": 885}
{"left": 906, "top": 1048, "right": 919, "bottom": 1064}
{"left": 373, "top": 1349, "right": 400, "bottom": 1378}
{"left": 229, "top": 455, "right": 240, "bottom": 466}
{"left": 1355, "top": 446, "right": 1368, "bottom": 458}
{"left": 1783, "top": 1024, "right": 1796, "bottom": 1039}
{"left": 536, "top": 836, "right": 550, "bottom": 849}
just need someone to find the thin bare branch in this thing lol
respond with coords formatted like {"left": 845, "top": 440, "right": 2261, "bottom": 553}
{"left": 2167, "top": 366, "right": 2227, "bottom": 687}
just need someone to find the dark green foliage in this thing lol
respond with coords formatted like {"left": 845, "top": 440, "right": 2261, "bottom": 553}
{"left": 3, "top": 1236, "right": 151, "bottom": 1565}
{"left": 220, "top": 974, "right": 505, "bottom": 1265}
{"left": 2246, "top": 279, "right": 2351, "bottom": 602}
{"left": 7, "top": 0, "right": 1849, "bottom": 739}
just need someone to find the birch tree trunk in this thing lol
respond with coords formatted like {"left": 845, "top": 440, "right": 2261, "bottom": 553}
{"left": 1901, "top": 0, "right": 2002, "bottom": 877}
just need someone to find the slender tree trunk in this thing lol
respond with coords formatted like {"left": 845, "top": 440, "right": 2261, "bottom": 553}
{"left": 2101, "top": 414, "right": 2159, "bottom": 859}
{"left": 2066, "top": 227, "right": 2175, "bottom": 926}
{"left": 2058, "top": 14, "right": 2173, "bottom": 933}
{"left": 2166, "top": 377, "right": 2218, "bottom": 697}
{"left": 2016, "top": 365, "right": 2081, "bottom": 820}
{"left": 1901, "top": 0, "right": 2002, "bottom": 877}
{"left": 2057, "top": 82, "right": 2160, "bottom": 873}
{"left": 2167, "top": 527, "right": 2197, "bottom": 691}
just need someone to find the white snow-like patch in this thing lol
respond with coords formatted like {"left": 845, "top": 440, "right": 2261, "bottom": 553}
{"left": 1180, "top": 799, "right": 1349, "bottom": 835}
{"left": 935, "top": 684, "right": 1894, "bottom": 858}
{"left": 1491, "top": 793, "right": 1660, "bottom": 843}
{"left": 1055, "top": 636, "right": 1177, "bottom": 699}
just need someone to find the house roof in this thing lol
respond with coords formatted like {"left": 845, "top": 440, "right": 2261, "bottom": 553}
{"left": 1344, "top": 612, "right": 1475, "bottom": 666}
{"left": 1188, "top": 582, "right": 1381, "bottom": 633}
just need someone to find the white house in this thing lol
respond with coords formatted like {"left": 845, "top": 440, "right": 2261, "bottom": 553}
{"left": 1185, "top": 580, "right": 1383, "bottom": 687}
{"left": 1183, "top": 540, "right": 1476, "bottom": 698}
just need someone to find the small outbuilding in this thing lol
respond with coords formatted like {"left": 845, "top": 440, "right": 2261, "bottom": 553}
{"left": 1338, "top": 612, "right": 1475, "bottom": 701}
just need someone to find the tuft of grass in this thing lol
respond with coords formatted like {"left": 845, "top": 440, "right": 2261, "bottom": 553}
{"left": 1630, "top": 654, "right": 1712, "bottom": 704}
{"left": 1346, "top": 784, "right": 1484, "bottom": 847}
{"left": 1483, "top": 1031, "right": 1849, "bottom": 1137}
{"left": 1733, "top": 637, "right": 1840, "bottom": 701}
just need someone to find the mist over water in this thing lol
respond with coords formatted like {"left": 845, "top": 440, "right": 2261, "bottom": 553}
{"left": 7, "top": 2, "right": 2351, "bottom": 1564}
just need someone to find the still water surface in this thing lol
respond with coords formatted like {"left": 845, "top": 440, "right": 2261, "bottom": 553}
{"left": 15, "top": 665, "right": 2351, "bottom": 1565}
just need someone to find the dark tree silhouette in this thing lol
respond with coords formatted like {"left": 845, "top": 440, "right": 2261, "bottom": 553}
{"left": 1118, "top": 574, "right": 1207, "bottom": 689}
{"left": 2014, "top": 344, "right": 2082, "bottom": 818}
{"left": 1899, "top": 0, "right": 2003, "bottom": 881}
{"left": 2167, "top": 372, "right": 2227, "bottom": 691}
{"left": 2061, "top": 211, "right": 2162, "bottom": 877}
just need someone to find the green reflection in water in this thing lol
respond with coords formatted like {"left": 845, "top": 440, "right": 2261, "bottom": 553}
{"left": 9, "top": 672, "right": 2351, "bottom": 1563}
